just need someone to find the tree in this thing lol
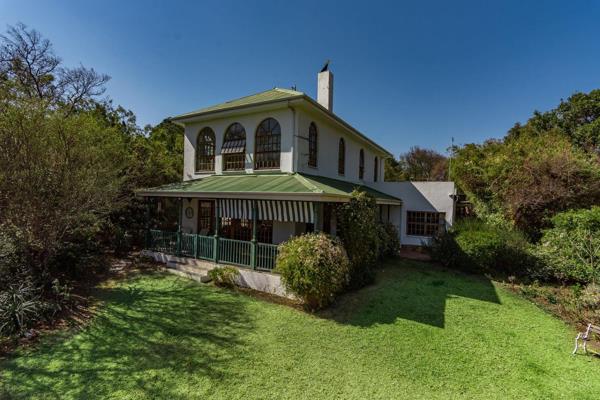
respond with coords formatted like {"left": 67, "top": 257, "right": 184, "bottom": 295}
{"left": 0, "top": 23, "right": 109, "bottom": 114}
{"left": 385, "top": 146, "right": 448, "bottom": 181}
{"left": 452, "top": 132, "right": 600, "bottom": 238}
{"left": 507, "top": 89, "right": 600, "bottom": 153}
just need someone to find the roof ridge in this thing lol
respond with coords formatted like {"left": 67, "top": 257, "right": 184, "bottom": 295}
{"left": 294, "top": 173, "right": 323, "bottom": 194}
{"left": 219, "top": 88, "right": 282, "bottom": 104}
{"left": 273, "top": 87, "right": 304, "bottom": 95}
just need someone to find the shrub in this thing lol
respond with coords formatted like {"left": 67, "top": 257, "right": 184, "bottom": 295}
{"left": 208, "top": 266, "right": 240, "bottom": 288}
{"left": 535, "top": 207, "right": 600, "bottom": 283}
{"left": 579, "top": 283, "right": 600, "bottom": 309}
{"left": 377, "top": 223, "right": 401, "bottom": 259}
{"left": 431, "top": 219, "right": 534, "bottom": 276}
{"left": 0, "top": 281, "right": 46, "bottom": 336}
{"left": 276, "top": 233, "right": 350, "bottom": 310}
{"left": 336, "top": 190, "right": 380, "bottom": 288}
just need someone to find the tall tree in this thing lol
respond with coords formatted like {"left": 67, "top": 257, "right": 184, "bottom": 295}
{"left": 385, "top": 146, "right": 448, "bottom": 181}
{"left": 0, "top": 23, "right": 109, "bottom": 114}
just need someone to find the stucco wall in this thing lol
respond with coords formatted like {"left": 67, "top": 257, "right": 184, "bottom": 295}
{"left": 374, "top": 181, "right": 456, "bottom": 246}
{"left": 180, "top": 198, "right": 198, "bottom": 234}
{"left": 182, "top": 106, "right": 294, "bottom": 181}
{"left": 295, "top": 108, "right": 386, "bottom": 184}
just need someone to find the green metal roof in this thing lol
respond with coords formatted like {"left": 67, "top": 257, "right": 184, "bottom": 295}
{"left": 137, "top": 173, "right": 401, "bottom": 204}
{"left": 171, "top": 88, "right": 304, "bottom": 120}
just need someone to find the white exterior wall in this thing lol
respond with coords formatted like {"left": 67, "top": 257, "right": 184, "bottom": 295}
{"left": 374, "top": 181, "right": 456, "bottom": 246}
{"left": 180, "top": 198, "right": 198, "bottom": 234}
{"left": 181, "top": 103, "right": 387, "bottom": 185}
{"left": 272, "top": 221, "right": 308, "bottom": 244}
{"left": 183, "top": 106, "right": 294, "bottom": 181}
{"left": 288, "top": 108, "right": 386, "bottom": 184}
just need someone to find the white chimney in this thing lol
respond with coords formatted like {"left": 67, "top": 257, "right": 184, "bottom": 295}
{"left": 317, "top": 65, "right": 333, "bottom": 111}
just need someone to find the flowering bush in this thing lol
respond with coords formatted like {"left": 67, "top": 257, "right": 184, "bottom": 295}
{"left": 276, "top": 233, "right": 350, "bottom": 310}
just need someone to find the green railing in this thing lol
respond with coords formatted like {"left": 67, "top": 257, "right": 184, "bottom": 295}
{"left": 180, "top": 233, "right": 196, "bottom": 258}
{"left": 196, "top": 235, "right": 215, "bottom": 260}
{"left": 148, "top": 230, "right": 178, "bottom": 254}
{"left": 256, "top": 243, "right": 279, "bottom": 271}
{"left": 219, "top": 238, "right": 251, "bottom": 267}
{"left": 145, "top": 230, "right": 277, "bottom": 271}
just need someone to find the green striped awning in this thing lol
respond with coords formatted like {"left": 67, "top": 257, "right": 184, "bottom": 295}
{"left": 219, "top": 199, "right": 314, "bottom": 223}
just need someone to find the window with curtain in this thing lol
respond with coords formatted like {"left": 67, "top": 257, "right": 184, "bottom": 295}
{"left": 359, "top": 149, "right": 365, "bottom": 179}
{"left": 374, "top": 156, "right": 378, "bottom": 182}
{"left": 195, "top": 127, "right": 215, "bottom": 172}
{"left": 222, "top": 123, "right": 246, "bottom": 171}
{"left": 338, "top": 138, "right": 345, "bottom": 175}
{"left": 308, "top": 122, "right": 318, "bottom": 167}
{"left": 254, "top": 118, "right": 281, "bottom": 169}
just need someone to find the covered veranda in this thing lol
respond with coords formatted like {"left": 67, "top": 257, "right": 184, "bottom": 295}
{"left": 137, "top": 173, "right": 401, "bottom": 272}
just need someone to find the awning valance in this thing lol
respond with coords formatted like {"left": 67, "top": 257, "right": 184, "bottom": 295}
{"left": 219, "top": 199, "right": 314, "bottom": 223}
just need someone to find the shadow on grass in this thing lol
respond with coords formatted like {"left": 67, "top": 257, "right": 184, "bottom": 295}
{"left": 1, "top": 273, "right": 253, "bottom": 399}
{"left": 320, "top": 259, "right": 501, "bottom": 328}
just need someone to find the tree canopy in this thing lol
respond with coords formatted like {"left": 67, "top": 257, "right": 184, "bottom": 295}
{"left": 452, "top": 89, "right": 600, "bottom": 238}
{"left": 385, "top": 146, "right": 448, "bottom": 181}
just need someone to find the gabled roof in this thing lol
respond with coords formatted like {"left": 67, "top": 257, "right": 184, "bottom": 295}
{"left": 137, "top": 172, "right": 401, "bottom": 205}
{"left": 171, "top": 88, "right": 304, "bottom": 120}
{"left": 170, "top": 88, "right": 393, "bottom": 157}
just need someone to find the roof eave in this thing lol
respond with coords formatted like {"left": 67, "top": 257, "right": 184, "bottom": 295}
{"left": 299, "top": 95, "right": 394, "bottom": 158}
{"left": 135, "top": 189, "right": 401, "bottom": 205}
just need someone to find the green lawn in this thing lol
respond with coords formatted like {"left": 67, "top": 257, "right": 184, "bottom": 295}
{"left": 2, "top": 259, "right": 599, "bottom": 399}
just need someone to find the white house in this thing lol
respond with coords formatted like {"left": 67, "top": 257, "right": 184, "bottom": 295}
{"left": 138, "top": 66, "right": 456, "bottom": 280}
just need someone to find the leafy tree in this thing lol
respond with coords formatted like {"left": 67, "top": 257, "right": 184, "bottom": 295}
{"left": 0, "top": 23, "right": 184, "bottom": 334}
{"left": 452, "top": 132, "right": 600, "bottom": 238}
{"left": 507, "top": 89, "right": 600, "bottom": 152}
{"left": 385, "top": 147, "right": 448, "bottom": 181}
{"left": 335, "top": 190, "right": 380, "bottom": 288}
{"left": 535, "top": 207, "right": 600, "bottom": 283}
{"left": 384, "top": 157, "right": 405, "bottom": 181}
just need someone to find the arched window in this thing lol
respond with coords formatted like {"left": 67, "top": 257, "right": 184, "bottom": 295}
{"left": 254, "top": 118, "right": 281, "bottom": 169}
{"left": 196, "top": 127, "right": 215, "bottom": 172}
{"left": 374, "top": 156, "right": 379, "bottom": 182}
{"left": 359, "top": 149, "right": 365, "bottom": 179}
{"left": 338, "top": 138, "right": 345, "bottom": 175}
{"left": 308, "top": 122, "right": 318, "bottom": 168}
{"left": 222, "top": 123, "right": 246, "bottom": 171}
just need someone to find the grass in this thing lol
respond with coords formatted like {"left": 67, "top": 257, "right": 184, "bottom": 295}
{"left": 1, "top": 259, "right": 600, "bottom": 399}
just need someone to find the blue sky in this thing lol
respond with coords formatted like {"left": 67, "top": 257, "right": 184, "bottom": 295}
{"left": 2, "top": 0, "right": 600, "bottom": 156}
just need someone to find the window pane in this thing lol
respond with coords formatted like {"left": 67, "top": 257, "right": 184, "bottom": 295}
{"left": 223, "top": 123, "right": 246, "bottom": 170}
{"left": 338, "top": 138, "right": 345, "bottom": 175}
{"left": 406, "top": 211, "right": 445, "bottom": 237}
{"left": 196, "top": 127, "right": 215, "bottom": 172}
{"left": 308, "top": 122, "right": 318, "bottom": 167}
{"left": 255, "top": 118, "right": 281, "bottom": 170}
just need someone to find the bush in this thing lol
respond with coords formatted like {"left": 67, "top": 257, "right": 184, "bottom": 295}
{"left": 535, "top": 207, "right": 600, "bottom": 283}
{"left": 276, "top": 233, "right": 350, "bottom": 310}
{"left": 579, "top": 283, "right": 600, "bottom": 309}
{"left": 377, "top": 223, "right": 401, "bottom": 259}
{"left": 208, "top": 266, "right": 240, "bottom": 288}
{"left": 0, "top": 280, "right": 46, "bottom": 336}
{"left": 431, "top": 219, "right": 534, "bottom": 276}
{"left": 336, "top": 190, "right": 380, "bottom": 288}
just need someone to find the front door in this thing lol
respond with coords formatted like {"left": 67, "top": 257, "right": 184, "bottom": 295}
{"left": 198, "top": 200, "right": 214, "bottom": 235}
